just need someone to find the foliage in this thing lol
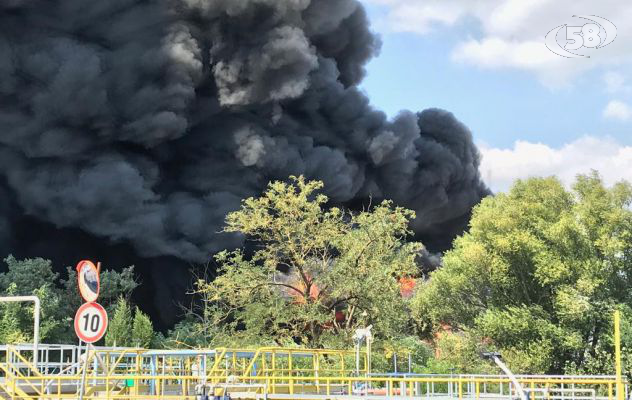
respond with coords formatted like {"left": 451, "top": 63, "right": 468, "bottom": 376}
{"left": 0, "top": 256, "right": 142, "bottom": 344}
{"left": 194, "top": 176, "right": 422, "bottom": 348}
{"left": 4, "top": 171, "right": 632, "bottom": 378}
{"left": 61, "top": 265, "right": 138, "bottom": 315}
{"left": 0, "top": 257, "right": 67, "bottom": 343}
{"left": 413, "top": 172, "right": 632, "bottom": 373}
{"left": 106, "top": 298, "right": 157, "bottom": 348}
{"left": 105, "top": 297, "right": 132, "bottom": 347}
{"left": 371, "top": 336, "right": 433, "bottom": 373}
{"left": 163, "top": 317, "right": 212, "bottom": 349}
{"left": 132, "top": 307, "right": 154, "bottom": 348}
{"left": 0, "top": 284, "right": 30, "bottom": 344}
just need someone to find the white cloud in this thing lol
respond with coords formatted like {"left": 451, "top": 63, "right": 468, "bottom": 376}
{"left": 603, "top": 100, "right": 632, "bottom": 121}
{"left": 603, "top": 71, "right": 629, "bottom": 93}
{"left": 364, "top": 1, "right": 476, "bottom": 34}
{"left": 362, "top": 0, "right": 632, "bottom": 87}
{"left": 479, "top": 136, "right": 632, "bottom": 192}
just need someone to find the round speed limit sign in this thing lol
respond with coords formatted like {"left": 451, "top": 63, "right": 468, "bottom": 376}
{"left": 74, "top": 302, "right": 108, "bottom": 343}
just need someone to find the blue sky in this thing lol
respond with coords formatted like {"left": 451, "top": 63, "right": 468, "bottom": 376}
{"left": 358, "top": 1, "right": 632, "bottom": 191}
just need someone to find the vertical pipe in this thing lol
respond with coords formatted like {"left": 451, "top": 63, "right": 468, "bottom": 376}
{"left": 0, "top": 296, "right": 40, "bottom": 369}
{"left": 615, "top": 310, "right": 624, "bottom": 400}
{"left": 32, "top": 297, "right": 39, "bottom": 369}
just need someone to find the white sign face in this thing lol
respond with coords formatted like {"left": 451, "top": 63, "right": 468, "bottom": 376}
{"left": 74, "top": 302, "right": 108, "bottom": 343}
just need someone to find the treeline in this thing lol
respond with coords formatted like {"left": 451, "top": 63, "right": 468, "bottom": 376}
{"left": 1, "top": 172, "right": 631, "bottom": 376}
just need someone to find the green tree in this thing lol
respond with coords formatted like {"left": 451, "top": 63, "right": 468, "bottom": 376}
{"left": 195, "top": 176, "right": 422, "bottom": 348}
{"left": 0, "top": 256, "right": 141, "bottom": 344}
{"left": 0, "top": 257, "right": 67, "bottom": 342}
{"left": 106, "top": 297, "right": 132, "bottom": 347}
{"left": 413, "top": 173, "right": 632, "bottom": 373}
{"left": 0, "top": 283, "right": 30, "bottom": 344}
{"left": 131, "top": 307, "right": 154, "bottom": 348}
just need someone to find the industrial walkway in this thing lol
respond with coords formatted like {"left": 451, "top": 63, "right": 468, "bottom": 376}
{"left": 0, "top": 344, "right": 625, "bottom": 400}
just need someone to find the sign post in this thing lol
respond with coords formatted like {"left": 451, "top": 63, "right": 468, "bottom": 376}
{"left": 73, "top": 260, "right": 108, "bottom": 400}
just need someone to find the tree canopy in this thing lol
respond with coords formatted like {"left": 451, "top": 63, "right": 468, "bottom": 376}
{"left": 413, "top": 173, "right": 632, "bottom": 373}
{"left": 2, "top": 172, "right": 632, "bottom": 377}
{"left": 195, "top": 176, "right": 423, "bottom": 348}
{"left": 106, "top": 297, "right": 156, "bottom": 348}
{"left": 0, "top": 256, "right": 142, "bottom": 344}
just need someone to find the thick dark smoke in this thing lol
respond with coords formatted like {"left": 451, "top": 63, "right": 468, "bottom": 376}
{"left": 0, "top": 0, "right": 489, "bottom": 324}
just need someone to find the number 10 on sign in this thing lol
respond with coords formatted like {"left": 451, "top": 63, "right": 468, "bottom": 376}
{"left": 74, "top": 302, "right": 108, "bottom": 343}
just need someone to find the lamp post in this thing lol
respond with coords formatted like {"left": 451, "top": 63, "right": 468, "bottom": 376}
{"left": 481, "top": 352, "right": 527, "bottom": 400}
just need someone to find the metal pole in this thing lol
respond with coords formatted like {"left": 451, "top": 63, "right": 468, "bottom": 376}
{"left": 491, "top": 356, "right": 527, "bottom": 400}
{"left": 0, "top": 296, "right": 40, "bottom": 368}
{"left": 394, "top": 353, "right": 397, "bottom": 373}
{"left": 78, "top": 343, "right": 91, "bottom": 400}
{"left": 615, "top": 310, "right": 624, "bottom": 400}
{"left": 367, "top": 335, "right": 371, "bottom": 376}
{"left": 355, "top": 341, "right": 360, "bottom": 376}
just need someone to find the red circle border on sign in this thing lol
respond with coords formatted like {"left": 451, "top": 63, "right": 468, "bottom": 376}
{"left": 74, "top": 302, "right": 108, "bottom": 343}
{"left": 76, "top": 260, "right": 100, "bottom": 303}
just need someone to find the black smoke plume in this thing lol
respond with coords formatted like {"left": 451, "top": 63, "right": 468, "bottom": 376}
{"left": 0, "top": 0, "right": 489, "bottom": 325}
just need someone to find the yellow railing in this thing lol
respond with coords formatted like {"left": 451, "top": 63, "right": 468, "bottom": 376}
{"left": 241, "top": 347, "right": 362, "bottom": 377}
{"left": 0, "top": 371, "right": 621, "bottom": 400}
{"left": 0, "top": 345, "right": 624, "bottom": 400}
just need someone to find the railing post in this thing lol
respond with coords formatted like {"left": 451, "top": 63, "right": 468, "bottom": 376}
{"left": 615, "top": 311, "right": 624, "bottom": 400}
{"left": 609, "top": 382, "right": 614, "bottom": 400}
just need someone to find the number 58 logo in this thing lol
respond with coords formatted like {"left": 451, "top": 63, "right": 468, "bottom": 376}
{"left": 545, "top": 15, "right": 616, "bottom": 58}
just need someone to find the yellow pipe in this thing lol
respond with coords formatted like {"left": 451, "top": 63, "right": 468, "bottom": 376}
{"left": 615, "top": 310, "right": 624, "bottom": 400}
{"left": 609, "top": 382, "right": 614, "bottom": 400}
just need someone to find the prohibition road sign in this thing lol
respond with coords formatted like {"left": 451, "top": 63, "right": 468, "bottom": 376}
{"left": 74, "top": 302, "right": 108, "bottom": 343}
